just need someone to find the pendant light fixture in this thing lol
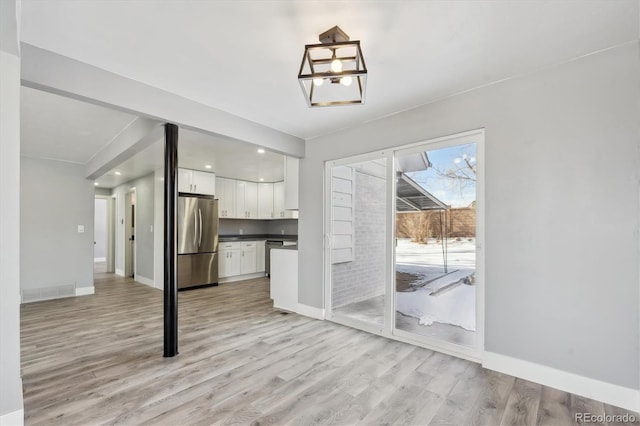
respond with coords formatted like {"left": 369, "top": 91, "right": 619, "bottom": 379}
{"left": 297, "top": 26, "right": 368, "bottom": 107}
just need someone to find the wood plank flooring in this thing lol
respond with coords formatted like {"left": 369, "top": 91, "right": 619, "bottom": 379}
{"left": 21, "top": 272, "right": 638, "bottom": 425}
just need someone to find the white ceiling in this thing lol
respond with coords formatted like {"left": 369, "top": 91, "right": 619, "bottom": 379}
{"left": 96, "top": 128, "right": 286, "bottom": 188}
{"left": 20, "top": 1, "right": 639, "bottom": 140}
{"left": 20, "top": 86, "right": 137, "bottom": 163}
{"left": 21, "top": 87, "right": 285, "bottom": 188}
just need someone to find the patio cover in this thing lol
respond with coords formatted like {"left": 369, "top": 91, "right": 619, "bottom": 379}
{"left": 396, "top": 173, "right": 449, "bottom": 212}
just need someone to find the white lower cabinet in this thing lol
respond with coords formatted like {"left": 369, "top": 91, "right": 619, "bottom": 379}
{"left": 240, "top": 242, "right": 257, "bottom": 274}
{"left": 256, "top": 240, "right": 266, "bottom": 272}
{"left": 219, "top": 242, "right": 241, "bottom": 278}
{"left": 219, "top": 240, "right": 266, "bottom": 279}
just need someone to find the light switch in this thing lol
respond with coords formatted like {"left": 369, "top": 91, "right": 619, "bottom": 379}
{"left": 150, "top": 225, "right": 153, "bottom": 233}
{"left": 77, "top": 225, "right": 85, "bottom": 233}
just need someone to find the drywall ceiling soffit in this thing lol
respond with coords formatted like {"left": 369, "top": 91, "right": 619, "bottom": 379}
{"left": 20, "top": 43, "right": 304, "bottom": 158}
{"left": 19, "top": 1, "right": 640, "bottom": 139}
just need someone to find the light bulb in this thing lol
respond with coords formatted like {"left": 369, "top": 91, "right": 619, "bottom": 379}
{"left": 313, "top": 78, "right": 324, "bottom": 86}
{"left": 331, "top": 58, "right": 343, "bottom": 72}
{"left": 340, "top": 76, "right": 352, "bottom": 86}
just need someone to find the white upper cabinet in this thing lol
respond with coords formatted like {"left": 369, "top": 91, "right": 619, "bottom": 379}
{"left": 236, "top": 180, "right": 246, "bottom": 218}
{"left": 191, "top": 170, "right": 216, "bottom": 195}
{"left": 215, "top": 176, "right": 297, "bottom": 220}
{"left": 178, "top": 168, "right": 192, "bottom": 193}
{"left": 178, "top": 168, "right": 216, "bottom": 196}
{"left": 284, "top": 157, "right": 299, "bottom": 210}
{"left": 274, "top": 181, "right": 299, "bottom": 219}
{"left": 245, "top": 181, "right": 258, "bottom": 218}
{"left": 216, "top": 177, "right": 236, "bottom": 218}
{"left": 258, "top": 183, "right": 274, "bottom": 219}
{"left": 235, "top": 180, "right": 258, "bottom": 219}
{"left": 273, "top": 181, "right": 285, "bottom": 218}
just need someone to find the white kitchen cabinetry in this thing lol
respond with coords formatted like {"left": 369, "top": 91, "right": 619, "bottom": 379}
{"left": 271, "top": 248, "right": 298, "bottom": 312}
{"left": 178, "top": 168, "right": 216, "bottom": 196}
{"left": 240, "top": 242, "right": 257, "bottom": 274}
{"left": 236, "top": 181, "right": 258, "bottom": 219}
{"left": 256, "top": 240, "right": 266, "bottom": 272}
{"left": 219, "top": 240, "right": 266, "bottom": 281}
{"left": 284, "top": 157, "right": 299, "bottom": 210}
{"left": 274, "top": 182, "right": 298, "bottom": 219}
{"left": 216, "top": 177, "right": 236, "bottom": 218}
{"left": 219, "top": 242, "right": 241, "bottom": 278}
{"left": 257, "top": 183, "right": 274, "bottom": 219}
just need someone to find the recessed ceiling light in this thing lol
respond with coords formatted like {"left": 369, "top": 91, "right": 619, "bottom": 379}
{"left": 115, "top": 171, "right": 121, "bottom": 175}
{"left": 94, "top": 182, "right": 99, "bottom": 186}
{"left": 257, "top": 148, "right": 265, "bottom": 154}
{"left": 259, "top": 178, "right": 265, "bottom": 182}
{"left": 205, "top": 164, "right": 212, "bottom": 169}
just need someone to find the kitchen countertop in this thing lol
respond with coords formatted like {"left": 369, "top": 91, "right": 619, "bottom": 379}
{"left": 218, "top": 234, "right": 298, "bottom": 242}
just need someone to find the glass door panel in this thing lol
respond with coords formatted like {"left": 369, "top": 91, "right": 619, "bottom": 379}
{"left": 394, "top": 141, "right": 478, "bottom": 348}
{"left": 329, "top": 158, "right": 388, "bottom": 328}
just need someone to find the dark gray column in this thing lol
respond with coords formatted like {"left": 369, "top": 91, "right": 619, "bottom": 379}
{"left": 164, "top": 123, "right": 179, "bottom": 357}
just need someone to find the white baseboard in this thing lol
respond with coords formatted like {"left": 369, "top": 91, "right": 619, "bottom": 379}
{"left": 296, "top": 303, "right": 325, "bottom": 320}
{"left": 75, "top": 286, "right": 95, "bottom": 297}
{"left": 0, "top": 408, "right": 24, "bottom": 426}
{"left": 93, "top": 257, "right": 106, "bottom": 262}
{"left": 115, "top": 268, "right": 125, "bottom": 277}
{"left": 135, "top": 275, "right": 154, "bottom": 288}
{"left": 483, "top": 351, "right": 640, "bottom": 412}
{"left": 219, "top": 272, "right": 265, "bottom": 284}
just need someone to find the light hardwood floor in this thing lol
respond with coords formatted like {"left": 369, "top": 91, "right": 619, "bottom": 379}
{"left": 21, "top": 272, "right": 637, "bottom": 425}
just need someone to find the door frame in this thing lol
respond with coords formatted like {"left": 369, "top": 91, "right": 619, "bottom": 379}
{"left": 323, "top": 129, "right": 485, "bottom": 362}
{"left": 124, "top": 187, "right": 137, "bottom": 278}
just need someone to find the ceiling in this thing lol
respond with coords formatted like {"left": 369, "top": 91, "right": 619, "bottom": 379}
{"left": 96, "top": 128, "right": 286, "bottom": 188}
{"left": 21, "top": 86, "right": 137, "bottom": 164}
{"left": 18, "top": 1, "right": 638, "bottom": 189}
{"left": 21, "top": 87, "right": 286, "bottom": 188}
{"left": 19, "top": 1, "right": 639, "bottom": 140}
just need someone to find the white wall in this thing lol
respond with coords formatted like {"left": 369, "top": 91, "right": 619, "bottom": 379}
{"left": 299, "top": 42, "right": 640, "bottom": 395}
{"left": 0, "top": 49, "right": 24, "bottom": 420}
{"left": 21, "top": 157, "right": 95, "bottom": 293}
{"left": 153, "top": 168, "right": 164, "bottom": 289}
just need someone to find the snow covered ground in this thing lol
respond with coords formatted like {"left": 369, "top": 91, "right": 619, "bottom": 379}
{"left": 395, "top": 237, "right": 476, "bottom": 268}
{"left": 395, "top": 238, "right": 476, "bottom": 331}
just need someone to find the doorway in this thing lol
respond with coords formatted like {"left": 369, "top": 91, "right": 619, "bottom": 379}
{"left": 94, "top": 198, "right": 108, "bottom": 274}
{"left": 95, "top": 195, "right": 116, "bottom": 275}
{"left": 324, "top": 130, "right": 484, "bottom": 360}
{"left": 124, "top": 189, "right": 136, "bottom": 278}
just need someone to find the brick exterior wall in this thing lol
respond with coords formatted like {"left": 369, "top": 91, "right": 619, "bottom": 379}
{"left": 396, "top": 207, "right": 476, "bottom": 241}
{"left": 332, "top": 171, "right": 386, "bottom": 308}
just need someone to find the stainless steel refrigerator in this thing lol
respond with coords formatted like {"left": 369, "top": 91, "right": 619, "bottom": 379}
{"left": 177, "top": 194, "right": 219, "bottom": 290}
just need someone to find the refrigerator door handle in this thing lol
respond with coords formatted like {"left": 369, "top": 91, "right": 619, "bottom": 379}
{"left": 193, "top": 209, "right": 198, "bottom": 247}
{"left": 198, "top": 208, "right": 203, "bottom": 247}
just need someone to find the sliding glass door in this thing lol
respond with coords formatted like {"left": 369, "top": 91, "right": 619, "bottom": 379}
{"left": 324, "top": 130, "right": 484, "bottom": 360}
